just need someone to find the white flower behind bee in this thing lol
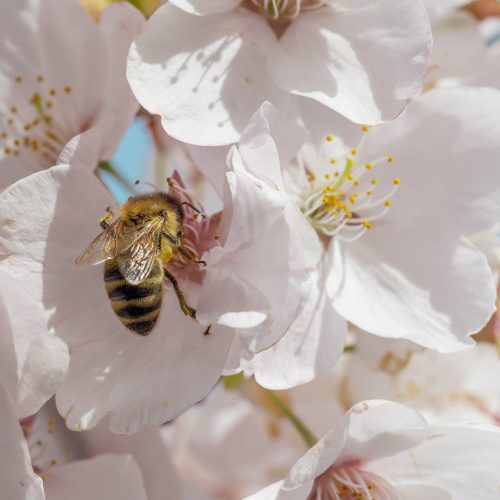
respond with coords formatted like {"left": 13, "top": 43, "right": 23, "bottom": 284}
{"left": 0, "top": 0, "right": 144, "bottom": 189}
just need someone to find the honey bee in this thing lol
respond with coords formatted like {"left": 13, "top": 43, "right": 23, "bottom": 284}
{"left": 76, "top": 192, "right": 208, "bottom": 336}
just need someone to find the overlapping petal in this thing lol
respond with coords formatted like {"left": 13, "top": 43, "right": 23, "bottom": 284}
{"left": 268, "top": 0, "right": 432, "bottom": 125}
{"left": 0, "top": 271, "right": 69, "bottom": 419}
{"left": 127, "top": 4, "right": 287, "bottom": 145}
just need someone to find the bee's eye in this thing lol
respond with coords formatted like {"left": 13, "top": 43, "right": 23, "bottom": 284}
{"left": 159, "top": 210, "right": 167, "bottom": 217}
{"left": 177, "top": 230, "right": 183, "bottom": 239}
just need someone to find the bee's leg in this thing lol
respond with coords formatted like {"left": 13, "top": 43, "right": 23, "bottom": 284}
{"left": 178, "top": 245, "right": 207, "bottom": 266}
{"left": 99, "top": 207, "right": 114, "bottom": 230}
{"left": 163, "top": 267, "right": 196, "bottom": 319}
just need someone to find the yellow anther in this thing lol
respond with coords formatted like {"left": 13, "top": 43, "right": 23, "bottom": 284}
{"left": 4, "top": 147, "right": 11, "bottom": 155}
{"left": 334, "top": 171, "right": 339, "bottom": 177}
{"left": 330, "top": 158, "right": 336, "bottom": 164}
{"left": 307, "top": 172, "right": 316, "bottom": 181}
{"left": 347, "top": 174, "right": 353, "bottom": 181}
{"left": 10, "top": 106, "right": 17, "bottom": 114}
{"left": 346, "top": 213, "right": 353, "bottom": 219}
{"left": 387, "top": 155, "right": 393, "bottom": 163}
{"left": 324, "top": 173, "right": 330, "bottom": 180}
{"left": 371, "top": 179, "right": 378, "bottom": 185}
{"left": 348, "top": 195, "right": 357, "bottom": 204}
{"left": 13, "top": 139, "right": 20, "bottom": 146}
{"left": 365, "top": 190, "right": 372, "bottom": 196}
{"left": 361, "top": 125, "right": 369, "bottom": 132}
{"left": 350, "top": 148, "right": 357, "bottom": 156}
{"left": 362, "top": 220, "right": 372, "bottom": 229}
{"left": 64, "top": 86, "right": 72, "bottom": 93}
{"left": 393, "top": 177, "right": 400, "bottom": 185}
{"left": 384, "top": 200, "right": 392, "bottom": 207}
{"left": 50, "top": 459, "right": 57, "bottom": 466}
{"left": 49, "top": 89, "right": 57, "bottom": 96}
{"left": 326, "top": 134, "right": 334, "bottom": 142}
{"left": 364, "top": 162, "right": 373, "bottom": 170}
{"left": 47, "top": 418, "right": 55, "bottom": 426}
{"left": 37, "top": 75, "right": 44, "bottom": 82}
{"left": 15, "top": 76, "right": 22, "bottom": 84}
{"left": 354, "top": 180, "right": 360, "bottom": 186}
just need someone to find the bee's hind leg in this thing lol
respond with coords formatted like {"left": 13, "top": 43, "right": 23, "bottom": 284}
{"left": 163, "top": 267, "right": 196, "bottom": 319}
{"left": 99, "top": 207, "right": 114, "bottom": 230}
{"left": 163, "top": 267, "right": 212, "bottom": 336}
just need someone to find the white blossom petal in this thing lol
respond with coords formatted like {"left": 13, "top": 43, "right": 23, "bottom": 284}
{"left": 369, "top": 423, "right": 500, "bottom": 500}
{"left": 170, "top": 0, "right": 242, "bottom": 15}
{"left": 0, "top": 271, "right": 69, "bottom": 418}
{"left": 44, "top": 454, "right": 148, "bottom": 500}
{"left": 127, "top": 4, "right": 288, "bottom": 145}
{"left": 0, "top": 382, "right": 44, "bottom": 500}
{"left": 267, "top": 0, "right": 432, "bottom": 124}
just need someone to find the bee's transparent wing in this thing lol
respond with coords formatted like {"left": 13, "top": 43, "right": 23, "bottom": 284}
{"left": 116, "top": 218, "right": 164, "bottom": 285}
{"left": 75, "top": 218, "right": 136, "bottom": 267}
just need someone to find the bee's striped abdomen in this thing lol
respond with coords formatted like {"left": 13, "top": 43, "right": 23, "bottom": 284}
{"left": 104, "top": 258, "right": 163, "bottom": 335}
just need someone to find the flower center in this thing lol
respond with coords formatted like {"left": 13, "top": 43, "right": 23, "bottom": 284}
{"left": 0, "top": 74, "right": 75, "bottom": 166}
{"left": 245, "top": 0, "right": 326, "bottom": 21}
{"left": 308, "top": 462, "right": 399, "bottom": 500}
{"left": 301, "top": 130, "right": 399, "bottom": 242}
{"left": 166, "top": 175, "right": 221, "bottom": 283}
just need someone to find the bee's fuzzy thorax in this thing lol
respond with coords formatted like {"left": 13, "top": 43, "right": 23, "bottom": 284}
{"left": 121, "top": 192, "right": 184, "bottom": 222}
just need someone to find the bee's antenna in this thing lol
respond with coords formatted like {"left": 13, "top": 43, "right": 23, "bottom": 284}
{"left": 134, "top": 179, "right": 158, "bottom": 190}
{"left": 181, "top": 201, "right": 207, "bottom": 219}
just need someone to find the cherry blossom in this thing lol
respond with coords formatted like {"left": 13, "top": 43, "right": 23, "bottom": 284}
{"left": 0, "top": 155, "right": 314, "bottom": 432}
{"left": 203, "top": 88, "right": 500, "bottom": 388}
{"left": 127, "top": 0, "right": 432, "bottom": 145}
{"left": 0, "top": 386, "right": 153, "bottom": 500}
{"left": 0, "top": 0, "right": 144, "bottom": 189}
{"left": 246, "top": 400, "right": 500, "bottom": 500}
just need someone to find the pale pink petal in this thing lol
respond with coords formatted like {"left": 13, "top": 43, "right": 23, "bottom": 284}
{"left": 268, "top": 0, "right": 432, "bottom": 124}
{"left": 0, "top": 165, "right": 233, "bottom": 433}
{"left": 420, "top": 0, "right": 470, "bottom": 19}
{"left": 44, "top": 454, "right": 147, "bottom": 500}
{"left": 358, "top": 87, "right": 500, "bottom": 235}
{"left": 329, "top": 230, "right": 495, "bottom": 351}
{"left": 170, "top": 0, "right": 241, "bottom": 15}
{"left": 247, "top": 269, "right": 348, "bottom": 390}
{"left": 0, "top": 271, "right": 69, "bottom": 418}
{"left": 284, "top": 401, "right": 428, "bottom": 490}
{"left": 127, "top": 5, "right": 288, "bottom": 145}
{"left": 83, "top": 425, "right": 182, "bottom": 500}
{"left": 369, "top": 424, "right": 500, "bottom": 500}
{"left": 91, "top": 2, "right": 144, "bottom": 159}
{"left": 0, "top": 382, "right": 44, "bottom": 500}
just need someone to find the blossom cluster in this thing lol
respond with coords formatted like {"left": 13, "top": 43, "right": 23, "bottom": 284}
{"left": 1, "top": 0, "right": 500, "bottom": 498}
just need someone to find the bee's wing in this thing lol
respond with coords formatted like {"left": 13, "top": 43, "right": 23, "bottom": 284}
{"left": 75, "top": 218, "right": 136, "bottom": 267}
{"left": 116, "top": 217, "right": 164, "bottom": 285}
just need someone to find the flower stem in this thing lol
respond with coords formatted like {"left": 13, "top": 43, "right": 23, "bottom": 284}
{"left": 261, "top": 388, "right": 318, "bottom": 448}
